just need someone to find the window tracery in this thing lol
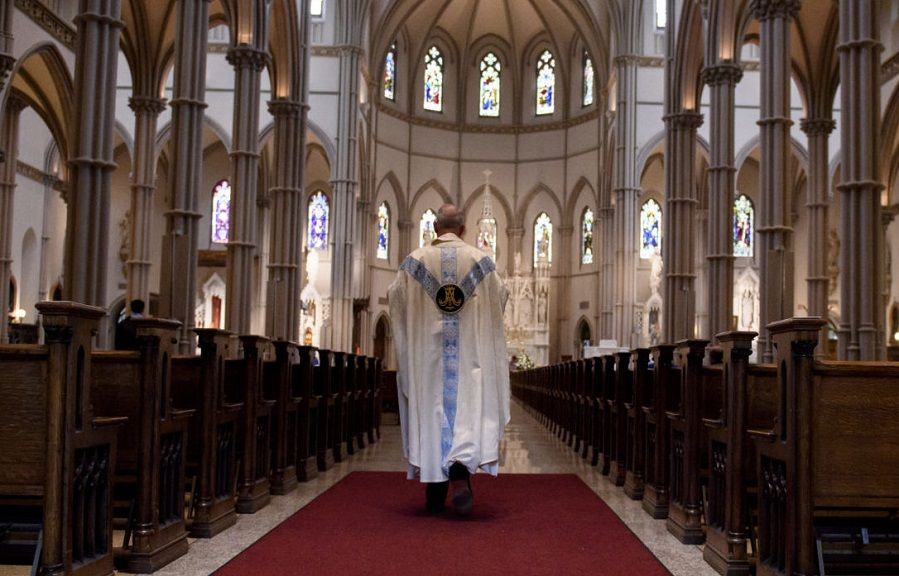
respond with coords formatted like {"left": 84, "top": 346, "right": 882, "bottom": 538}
{"left": 534, "top": 212, "right": 553, "bottom": 266}
{"left": 308, "top": 191, "right": 329, "bottom": 250}
{"left": 733, "top": 194, "right": 754, "bottom": 257}
{"left": 479, "top": 52, "right": 501, "bottom": 117}
{"left": 420, "top": 209, "right": 437, "bottom": 247}
{"left": 377, "top": 202, "right": 390, "bottom": 260}
{"left": 536, "top": 50, "right": 556, "bottom": 116}
{"left": 384, "top": 42, "right": 397, "bottom": 101}
{"left": 640, "top": 199, "right": 662, "bottom": 259}
{"left": 211, "top": 180, "right": 231, "bottom": 244}
{"left": 581, "top": 207, "right": 594, "bottom": 264}
{"left": 423, "top": 46, "right": 444, "bottom": 112}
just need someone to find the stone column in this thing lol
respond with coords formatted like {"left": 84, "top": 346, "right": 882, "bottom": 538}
{"left": 225, "top": 45, "right": 266, "bottom": 335}
{"left": 0, "top": 95, "right": 25, "bottom": 343}
{"left": 800, "top": 117, "right": 835, "bottom": 356}
{"left": 662, "top": 112, "right": 703, "bottom": 342}
{"left": 328, "top": 42, "right": 363, "bottom": 352}
{"left": 613, "top": 55, "right": 641, "bottom": 349}
{"left": 160, "top": 0, "right": 209, "bottom": 354}
{"left": 265, "top": 99, "right": 304, "bottom": 341}
{"left": 703, "top": 62, "right": 743, "bottom": 340}
{"left": 64, "top": 0, "right": 123, "bottom": 317}
{"left": 751, "top": 0, "right": 799, "bottom": 362}
{"left": 127, "top": 96, "right": 166, "bottom": 306}
{"left": 557, "top": 225, "right": 573, "bottom": 358}
{"left": 837, "top": 0, "right": 885, "bottom": 360}
{"left": 600, "top": 204, "right": 615, "bottom": 337}
{"left": 0, "top": 0, "right": 15, "bottom": 92}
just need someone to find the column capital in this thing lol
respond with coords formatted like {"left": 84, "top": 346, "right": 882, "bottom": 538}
{"left": 397, "top": 219, "right": 413, "bottom": 231}
{"left": 664, "top": 112, "right": 704, "bottom": 130}
{"left": 226, "top": 45, "right": 268, "bottom": 72}
{"left": 5, "top": 92, "right": 28, "bottom": 115}
{"left": 613, "top": 54, "right": 640, "bottom": 67}
{"left": 799, "top": 117, "right": 836, "bottom": 136}
{"left": 128, "top": 95, "right": 167, "bottom": 115}
{"left": 267, "top": 98, "right": 304, "bottom": 117}
{"left": 701, "top": 62, "right": 744, "bottom": 87}
{"left": 750, "top": 0, "right": 800, "bottom": 21}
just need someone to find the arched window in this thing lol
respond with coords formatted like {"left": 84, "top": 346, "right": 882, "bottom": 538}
{"left": 583, "top": 52, "right": 595, "bottom": 107}
{"left": 384, "top": 42, "right": 397, "bottom": 101}
{"left": 377, "top": 202, "right": 390, "bottom": 260}
{"left": 581, "top": 207, "right": 595, "bottom": 264}
{"left": 307, "top": 191, "right": 329, "bottom": 250}
{"left": 640, "top": 199, "right": 662, "bottom": 259}
{"left": 534, "top": 212, "right": 553, "bottom": 266}
{"left": 479, "top": 52, "right": 501, "bottom": 117}
{"left": 419, "top": 209, "right": 437, "bottom": 247}
{"left": 211, "top": 180, "right": 231, "bottom": 244}
{"left": 423, "top": 46, "right": 444, "bottom": 112}
{"left": 655, "top": 0, "right": 667, "bottom": 28}
{"left": 477, "top": 215, "right": 497, "bottom": 261}
{"left": 733, "top": 194, "right": 754, "bottom": 257}
{"left": 536, "top": 50, "right": 556, "bottom": 116}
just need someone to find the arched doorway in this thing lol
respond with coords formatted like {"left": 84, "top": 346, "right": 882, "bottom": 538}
{"left": 575, "top": 317, "right": 591, "bottom": 359}
{"left": 373, "top": 315, "right": 391, "bottom": 367}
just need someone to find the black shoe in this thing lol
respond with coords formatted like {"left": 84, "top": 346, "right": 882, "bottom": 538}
{"left": 449, "top": 464, "right": 472, "bottom": 516}
{"left": 426, "top": 481, "right": 449, "bottom": 513}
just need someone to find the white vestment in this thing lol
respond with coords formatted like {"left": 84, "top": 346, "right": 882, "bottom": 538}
{"left": 388, "top": 233, "right": 510, "bottom": 482}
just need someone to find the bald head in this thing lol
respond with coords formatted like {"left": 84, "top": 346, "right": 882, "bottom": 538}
{"left": 435, "top": 204, "right": 465, "bottom": 236}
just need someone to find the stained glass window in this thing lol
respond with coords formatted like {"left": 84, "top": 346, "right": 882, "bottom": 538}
{"left": 655, "top": 0, "right": 667, "bottom": 28}
{"left": 536, "top": 50, "right": 556, "bottom": 116}
{"left": 534, "top": 212, "right": 553, "bottom": 266}
{"left": 581, "top": 207, "right": 595, "bottom": 264}
{"left": 420, "top": 209, "right": 437, "bottom": 247}
{"left": 310, "top": 0, "right": 324, "bottom": 17}
{"left": 308, "top": 191, "right": 329, "bottom": 250}
{"left": 477, "top": 217, "right": 497, "bottom": 260}
{"left": 583, "top": 52, "right": 595, "bottom": 107}
{"left": 384, "top": 42, "right": 397, "bottom": 101}
{"left": 377, "top": 202, "right": 390, "bottom": 260}
{"left": 211, "top": 180, "right": 231, "bottom": 244}
{"left": 423, "top": 46, "right": 444, "bottom": 112}
{"left": 479, "top": 52, "right": 501, "bottom": 117}
{"left": 733, "top": 194, "right": 754, "bottom": 257}
{"left": 640, "top": 199, "right": 662, "bottom": 259}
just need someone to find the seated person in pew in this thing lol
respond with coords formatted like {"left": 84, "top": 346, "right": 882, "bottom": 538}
{"left": 388, "top": 204, "right": 510, "bottom": 516}
{"left": 114, "top": 298, "right": 145, "bottom": 351}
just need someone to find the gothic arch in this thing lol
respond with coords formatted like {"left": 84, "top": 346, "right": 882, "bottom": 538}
{"left": 461, "top": 184, "right": 513, "bottom": 225}
{"left": 517, "top": 183, "right": 563, "bottom": 229}
{"left": 637, "top": 129, "right": 667, "bottom": 179}
{"left": 7, "top": 42, "right": 74, "bottom": 162}
{"left": 155, "top": 115, "right": 232, "bottom": 164}
{"left": 375, "top": 171, "right": 408, "bottom": 223}
{"left": 565, "top": 176, "right": 597, "bottom": 225}
{"left": 410, "top": 179, "right": 453, "bottom": 215}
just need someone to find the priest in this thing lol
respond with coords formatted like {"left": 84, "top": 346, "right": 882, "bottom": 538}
{"left": 388, "top": 203, "right": 510, "bottom": 515}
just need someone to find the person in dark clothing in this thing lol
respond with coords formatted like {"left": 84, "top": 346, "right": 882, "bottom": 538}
{"left": 115, "top": 299, "right": 145, "bottom": 350}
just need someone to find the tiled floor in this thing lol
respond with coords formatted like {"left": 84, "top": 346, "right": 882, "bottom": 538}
{"left": 1, "top": 401, "right": 718, "bottom": 576}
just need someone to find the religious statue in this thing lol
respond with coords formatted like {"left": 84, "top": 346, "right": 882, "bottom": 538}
{"left": 649, "top": 253, "right": 663, "bottom": 296}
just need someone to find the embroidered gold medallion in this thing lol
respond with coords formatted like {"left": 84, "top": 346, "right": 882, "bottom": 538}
{"left": 435, "top": 283, "right": 465, "bottom": 314}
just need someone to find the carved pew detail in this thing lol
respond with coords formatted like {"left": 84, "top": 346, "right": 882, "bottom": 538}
{"left": 295, "top": 345, "right": 319, "bottom": 481}
{"left": 0, "top": 302, "right": 126, "bottom": 576}
{"left": 624, "top": 348, "right": 650, "bottom": 500}
{"left": 608, "top": 352, "right": 631, "bottom": 486}
{"left": 268, "top": 340, "right": 300, "bottom": 495}
{"left": 234, "top": 335, "right": 273, "bottom": 514}
{"left": 91, "top": 318, "right": 193, "bottom": 572}
{"left": 643, "top": 344, "right": 676, "bottom": 519}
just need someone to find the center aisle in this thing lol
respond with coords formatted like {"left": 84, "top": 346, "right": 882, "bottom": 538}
{"left": 136, "top": 401, "right": 716, "bottom": 576}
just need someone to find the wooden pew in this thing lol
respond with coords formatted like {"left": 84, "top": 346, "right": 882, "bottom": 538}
{"left": 597, "top": 355, "right": 615, "bottom": 475}
{"left": 295, "top": 345, "right": 319, "bottom": 481}
{"left": 90, "top": 318, "right": 193, "bottom": 572}
{"left": 642, "top": 344, "right": 676, "bottom": 519}
{"left": 344, "top": 354, "right": 359, "bottom": 456}
{"left": 624, "top": 348, "right": 651, "bottom": 499}
{"left": 703, "top": 331, "right": 777, "bottom": 576}
{"left": 233, "top": 335, "right": 273, "bottom": 513}
{"left": 369, "top": 357, "right": 383, "bottom": 442}
{"left": 666, "top": 339, "right": 721, "bottom": 543}
{"left": 577, "top": 359, "right": 591, "bottom": 459}
{"left": 170, "top": 329, "right": 240, "bottom": 538}
{"left": 587, "top": 358, "right": 602, "bottom": 466}
{"left": 0, "top": 302, "right": 126, "bottom": 576}
{"left": 752, "top": 318, "right": 899, "bottom": 576}
{"left": 268, "top": 340, "right": 301, "bottom": 494}
{"left": 330, "top": 352, "right": 348, "bottom": 462}
{"left": 314, "top": 349, "right": 336, "bottom": 470}
{"left": 608, "top": 352, "right": 631, "bottom": 486}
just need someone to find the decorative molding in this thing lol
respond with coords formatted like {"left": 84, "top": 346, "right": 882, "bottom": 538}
{"left": 208, "top": 42, "right": 229, "bottom": 54}
{"left": 376, "top": 102, "right": 601, "bottom": 135}
{"left": 198, "top": 249, "right": 227, "bottom": 268}
{"left": 15, "top": 0, "right": 76, "bottom": 51}
{"left": 16, "top": 160, "right": 65, "bottom": 192}
{"left": 884, "top": 52, "right": 899, "bottom": 84}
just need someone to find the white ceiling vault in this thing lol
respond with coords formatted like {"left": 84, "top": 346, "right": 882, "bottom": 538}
{"left": 369, "top": 0, "right": 615, "bottom": 114}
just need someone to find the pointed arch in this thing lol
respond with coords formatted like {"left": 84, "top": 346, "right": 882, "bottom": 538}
{"left": 517, "top": 182, "right": 564, "bottom": 229}
{"left": 410, "top": 178, "right": 453, "bottom": 214}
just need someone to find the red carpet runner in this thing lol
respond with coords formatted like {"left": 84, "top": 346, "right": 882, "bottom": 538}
{"left": 215, "top": 472, "right": 672, "bottom": 576}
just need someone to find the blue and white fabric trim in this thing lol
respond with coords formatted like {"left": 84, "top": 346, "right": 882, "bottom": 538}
{"left": 439, "top": 247, "right": 460, "bottom": 469}
{"left": 400, "top": 250, "right": 496, "bottom": 476}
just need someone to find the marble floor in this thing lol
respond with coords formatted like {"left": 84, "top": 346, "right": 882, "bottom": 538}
{"left": 1, "top": 401, "right": 719, "bottom": 576}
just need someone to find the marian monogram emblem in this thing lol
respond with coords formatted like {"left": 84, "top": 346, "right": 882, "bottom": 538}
{"left": 435, "top": 283, "right": 465, "bottom": 314}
